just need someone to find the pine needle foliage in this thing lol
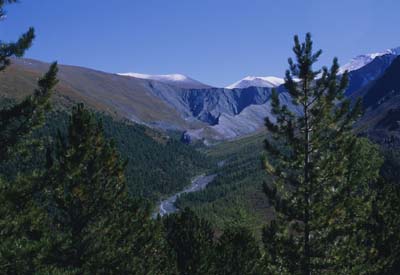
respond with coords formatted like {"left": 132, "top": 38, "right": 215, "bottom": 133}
{"left": 262, "top": 33, "right": 383, "bottom": 274}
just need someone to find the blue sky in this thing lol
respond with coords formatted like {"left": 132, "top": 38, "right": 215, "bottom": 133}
{"left": 1, "top": 0, "right": 400, "bottom": 87}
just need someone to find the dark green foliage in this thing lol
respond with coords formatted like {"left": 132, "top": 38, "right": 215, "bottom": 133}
{"left": 0, "top": 2, "right": 59, "bottom": 272}
{"left": 36, "top": 110, "right": 211, "bottom": 201}
{"left": 0, "top": 174, "right": 49, "bottom": 274}
{"left": 0, "top": 63, "right": 58, "bottom": 162}
{"left": 1, "top": 107, "right": 212, "bottom": 202}
{"left": 358, "top": 150, "right": 400, "bottom": 274}
{"left": 262, "top": 33, "right": 383, "bottom": 274}
{"left": 177, "top": 154, "right": 261, "bottom": 206}
{"left": 380, "top": 149, "right": 400, "bottom": 182}
{"left": 214, "top": 227, "right": 262, "bottom": 275}
{"left": 176, "top": 134, "right": 271, "bottom": 235}
{"left": 99, "top": 115, "right": 212, "bottom": 199}
{"left": 164, "top": 208, "right": 214, "bottom": 275}
{"left": 362, "top": 179, "right": 400, "bottom": 275}
{"left": 0, "top": 0, "right": 57, "bottom": 162}
{"left": 0, "top": 1, "right": 35, "bottom": 71}
{"left": 1, "top": 2, "right": 398, "bottom": 272}
{"left": 37, "top": 104, "right": 176, "bottom": 274}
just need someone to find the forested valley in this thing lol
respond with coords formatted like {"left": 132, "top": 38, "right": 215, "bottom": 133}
{"left": 1, "top": 1, "right": 400, "bottom": 274}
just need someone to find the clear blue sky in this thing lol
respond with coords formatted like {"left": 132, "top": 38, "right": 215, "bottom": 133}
{"left": 1, "top": 0, "right": 400, "bottom": 87}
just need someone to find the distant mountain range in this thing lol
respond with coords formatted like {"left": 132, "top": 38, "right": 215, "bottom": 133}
{"left": 1, "top": 47, "right": 400, "bottom": 144}
{"left": 339, "top": 47, "right": 400, "bottom": 74}
{"left": 118, "top": 72, "right": 212, "bottom": 89}
{"left": 117, "top": 72, "right": 286, "bottom": 90}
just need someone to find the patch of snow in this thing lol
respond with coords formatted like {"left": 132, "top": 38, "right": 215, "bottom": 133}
{"left": 226, "top": 76, "right": 284, "bottom": 89}
{"left": 339, "top": 47, "right": 400, "bottom": 74}
{"left": 118, "top": 72, "right": 211, "bottom": 88}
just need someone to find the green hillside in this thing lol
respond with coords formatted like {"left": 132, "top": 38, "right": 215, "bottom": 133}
{"left": 0, "top": 107, "right": 213, "bottom": 203}
{"left": 176, "top": 133, "right": 273, "bottom": 238}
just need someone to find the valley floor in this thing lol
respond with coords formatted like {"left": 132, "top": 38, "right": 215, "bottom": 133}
{"left": 174, "top": 133, "right": 274, "bottom": 238}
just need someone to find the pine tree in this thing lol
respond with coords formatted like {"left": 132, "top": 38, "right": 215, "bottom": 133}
{"left": 0, "top": 0, "right": 56, "bottom": 161}
{"left": 213, "top": 227, "right": 262, "bottom": 275}
{"left": 0, "top": 63, "right": 58, "bottom": 161}
{"left": 163, "top": 208, "right": 214, "bottom": 275}
{"left": 0, "top": 1, "right": 58, "bottom": 273}
{"left": 363, "top": 178, "right": 400, "bottom": 275}
{"left": 0, "top": 1, "right": 34, "bottom": 72}
{"left": 359, "top": 151, "right": 400, "bottom": 274}
{"left": 262, "top": 33, "right": 383, "bottom": 274}
{"left": 39, "top": 104, "right": 176, "bottom": 274}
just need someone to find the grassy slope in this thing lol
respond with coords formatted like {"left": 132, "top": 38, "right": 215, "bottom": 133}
{"left": 0, "top": 58, "right": 194, "bottom": 128}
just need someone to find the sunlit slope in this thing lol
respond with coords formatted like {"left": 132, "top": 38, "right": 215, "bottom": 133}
{"left": 0, "top": 58, "right": 197, "bottom": 130}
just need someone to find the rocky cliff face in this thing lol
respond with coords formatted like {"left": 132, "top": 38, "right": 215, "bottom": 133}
{"left": 146, "top": 52, "right": 399, "bottom": 142}
{"left": 172, "top": 51, "right": 400, "bottom": 142}
{"left": 145, "top": 82, "right": 292, "bottom": 141}
{"left": 147, "top": 85, "right": 277, "bottom": 124}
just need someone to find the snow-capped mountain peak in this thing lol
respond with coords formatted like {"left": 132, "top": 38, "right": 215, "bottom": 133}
{"left": 339, "top": 47, "right": 400, "bottom": 74}
{"left": 118, "top": 72, "right": 212, "bottom": 89}
{"left": 226, "top": 76, "right": 284, "bottom": 89}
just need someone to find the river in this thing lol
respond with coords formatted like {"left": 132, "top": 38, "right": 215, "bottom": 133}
{"left": 156, "top": 174, "right": 216, "bottom": 217}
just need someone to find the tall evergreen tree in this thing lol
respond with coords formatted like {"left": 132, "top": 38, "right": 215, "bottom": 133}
{"left": 0, "top": 1, "right": 58, "bottom": 273}
{"left": 262, "top": 33, "right": 383, "bottom": 274}
{"left": 213, "top": 227, "right": 262, "bottom": 275}
{"left": 163, "top": 208, "right": 214, "bottom": 275}
{"left": 39, "top": 104, "right": 176, "bottom": 274}
{"left": 0, "top": 64, "right": 58, "bottom": 273}
{"left": 0, "top": 0, "right": 56, "bottom": 161}
{"left": 0, "top": 63, "right": 58, "bottom": 161}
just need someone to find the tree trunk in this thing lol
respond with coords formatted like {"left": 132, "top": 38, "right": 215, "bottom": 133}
{"left": 303, "top": 79, "right": 311, "bottom": 275}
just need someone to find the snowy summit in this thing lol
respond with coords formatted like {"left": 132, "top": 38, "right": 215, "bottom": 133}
{"left": 339, "top": 47, "right": 400, "bottom": 74}
{"left": 226, "top": 76, "right": 284, "bottom": 89}
{"left": 118, "top": 72, "right": 212, "bottom": 89}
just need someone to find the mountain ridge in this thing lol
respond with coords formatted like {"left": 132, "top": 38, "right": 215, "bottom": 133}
{"left": 118, "top": 72, "right": 213, "bottom": 89}
{"left": 3, "top": 46, "right": 400, "bottom": 143}
{"left": 226, "top": 76, "right": 284, "bottom": 89}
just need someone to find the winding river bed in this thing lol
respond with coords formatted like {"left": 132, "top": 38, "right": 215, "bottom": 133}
{"left": 157, "top": 174, "right": 216, "bottom": 217}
